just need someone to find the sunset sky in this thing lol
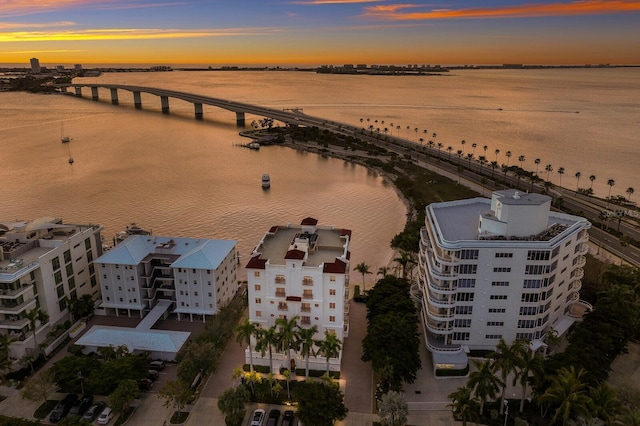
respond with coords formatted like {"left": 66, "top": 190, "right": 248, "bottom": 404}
{"left": 1, "top": 0, "right": 639, "bottom": 66}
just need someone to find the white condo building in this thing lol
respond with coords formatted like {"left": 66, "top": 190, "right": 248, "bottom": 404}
{"left": 245, "top": 218, "right": 351, "bottom": 372}
{"left": 96, "top": 235, "right": 237, "bottom": 321}
{"left": 0, "top": 218, "right": 104, "bottom": 359}
{"left": 419, "top": 189, "right": 591, "bottom": 370}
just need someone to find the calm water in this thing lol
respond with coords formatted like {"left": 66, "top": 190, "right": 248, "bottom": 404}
{"left": 1, "top": 69, "right": 638, "bottom": 278}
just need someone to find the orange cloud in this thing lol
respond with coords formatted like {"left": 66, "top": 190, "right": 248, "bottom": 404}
{"left": 0, "top": 1, "right": 187, "bottom": 17}
{"left": 291, "top": 0, "right": 383, "bottom": 4}
{"left": 363, "top": 0, "right": 640, "bottom": 20}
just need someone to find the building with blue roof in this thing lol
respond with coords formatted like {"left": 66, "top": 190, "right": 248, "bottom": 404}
{"left": 96, "top": 235, "right": 237, "bottom": 322}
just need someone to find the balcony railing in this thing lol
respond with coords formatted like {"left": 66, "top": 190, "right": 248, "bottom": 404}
{"left": 426, "top": 305, "right": 454, "bottom": 319}
{"left": 426, "top": 333, "right": 462, "bottom": 353}
{"left": 572, "top": 268, "right": 584, "bottom": 280}
{"left": 427, "top": 294, "right": 456, "bottom": 308}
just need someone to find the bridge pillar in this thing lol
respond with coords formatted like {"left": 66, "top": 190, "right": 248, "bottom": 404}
{"left": 74, "top": 87, "right": 82, "bottom": 97}
{"left": 133, "top": 91, "right": 142, "bottom": 109}
{"left": 194, "top": 103, "right": 203, "bottom": 120}
{"left": 91, "top": 87, "right": 99, "bottom": 100}
{"left": 161, "top": 96, "right": 170, "bottom": 114}
{"left": 110, "top": 88, "right": 119, "bottom": 105}
{"left": 235, "top": 112, "right": 246, "bottom": 127}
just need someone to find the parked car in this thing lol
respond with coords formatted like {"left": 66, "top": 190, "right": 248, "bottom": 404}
{"left": 250, "top": 408, "right": 265, "bottom": 426}
{"left": 139, "top": 378, "right": 153, "bottom": 391}
{"left": 97, "top": 406, "right": 113, "bottom": 425}
{"left": 282, "top": 410, "right": 295, "bottom": 426}
{"left": 147, "top": 370, "right": 160, "bottom": 380}
{"left": 149, "top": 360, "right": 166, "bottom": 371}
{"left": 49, "top": 394, "right": 78, "bottom": 423}
{"left": 266, "top": 409, "right": 280, "bottom": 426}
{"left": 68, "top": 394, "right": 93, "bottom": 417}
{"left": 83, "top": 401, "right": 106, "bottom": 422}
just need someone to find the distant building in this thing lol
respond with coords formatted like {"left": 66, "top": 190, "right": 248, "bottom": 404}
{"left": 74, "top": 64, "right": 82, "bottom": 71}
{"left": 419, "top": 190, "right": 591, "bottom": 372}
{"left": 55, "top": 65, "right": 64, "bottom": 71}
{"left": 29, "top": 58, "right": 41, "bottom": 74}
{"left": 0, "top": 218, "right": 104, "bottom": 359}
{"left": 95, "top": 235, "right": 237, "bottom": 322}
{"left": 245, "top": 217, "right": 351, "bottom": 372}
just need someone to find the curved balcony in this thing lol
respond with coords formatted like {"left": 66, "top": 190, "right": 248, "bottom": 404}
{"left": 568, "top": 299, "right": 593, "bottom": 318}
{"left": 578, "top": 244, "right": 589, "bottom": 255}
{"left": 572, "top": 267, "right": 584, "bottom": 280}
{"left": 427, "top": 292, "right": 456, "bottom": 309}
{"left": 426, "top": 332, "right": 462, "bottom": 354}
{"left": 426, "top": 317, "right": 453, "bottom": 334}
{"left": 426, "top": 304, "right": 454, "bottom": 320}
{"left": 570, "top": 279, "right": 582, "bottom": 292}
{"left": 574, "top": 255, "right": 586, "bottom": 268}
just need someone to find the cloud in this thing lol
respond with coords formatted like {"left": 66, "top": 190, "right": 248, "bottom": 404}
{"left": 0, "top": 0, "right": 188, "bottom": 17}
{"left": 291, "top": 0, "right": 384, "bottom": 5}
{"left": 0, "top": 21, "right": 76, "bottom": 29}
{"left": 362, "top": 0, "right": 640, "bottom": 20}
{"left": 0, "top": 27, "right": 282, "bottom": 42}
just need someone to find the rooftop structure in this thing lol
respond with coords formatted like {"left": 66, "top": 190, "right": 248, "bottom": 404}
{"left": 418, "top": 190, "right": 591, "bottom": 373}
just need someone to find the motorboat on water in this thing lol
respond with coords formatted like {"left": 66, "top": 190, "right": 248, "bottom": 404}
{"left": 113, "top": 223, "right": 152, "bottom": 245}
{"left": 262, "top": 174, "right": 271, "bottom": 189}
{"left": 61, "top": 122, "right": 71, "bottom": 143}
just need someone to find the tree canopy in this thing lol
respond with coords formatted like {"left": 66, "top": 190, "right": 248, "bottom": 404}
{"left": 293, "top": 380, "right": 347, "bottom": 426}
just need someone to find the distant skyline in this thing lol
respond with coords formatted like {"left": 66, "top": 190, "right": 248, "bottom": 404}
{"left": 1, "top": 0, "right": 639, "bottom": 66}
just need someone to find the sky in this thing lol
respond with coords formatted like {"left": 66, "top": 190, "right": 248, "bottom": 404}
{"left": 1, "top": 0, "right": 639, "bottom": 67}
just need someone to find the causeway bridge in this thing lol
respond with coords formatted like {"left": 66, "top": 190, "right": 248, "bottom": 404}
{"left": 59, "top": 83, "right": 316, "bottom": 127}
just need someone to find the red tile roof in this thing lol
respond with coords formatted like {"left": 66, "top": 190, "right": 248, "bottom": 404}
{"left": 323, "top": 258, "right": 347, "bottom": 274}
{"left": 300, "top": 217, "right": 318, "bottom": 226}
{"left": 268, "top": 226, "right": 279, "bottom": 234}
{"left": 245, "top": 255, "right": 267, "bottom": 269}
{"left": 285, "top": 249, "right": 306, "bottom": 260}
{"left": 340, "top": 229, "right": 352, "bottom": 238}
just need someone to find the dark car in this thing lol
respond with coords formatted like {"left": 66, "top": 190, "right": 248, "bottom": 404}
{"left": 266, "top": 409, "right": 280, "bottom": 426}
{"left": 49, "top": 393, "right": 78, "bottom": 423}
{"left": 69, "top": 394, "right": 93, "bottom": 417}
{"left": 281, "top": 410, "right": 295, "bottom": 426}
{"left": 139, "top": 378, "right": 153, "bottom": 391}
{"left": 83, "top": 401, "right": 106, "bottom": 422}
{"left": 147, "top": 370, "right": 159, "bottom": 381}
{"left": 149, "top": 360, "right": 166, "bottom": 371}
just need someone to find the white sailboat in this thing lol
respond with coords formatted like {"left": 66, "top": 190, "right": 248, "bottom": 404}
{"left": 61, "top": 122, "right": 71, "bottom": 143}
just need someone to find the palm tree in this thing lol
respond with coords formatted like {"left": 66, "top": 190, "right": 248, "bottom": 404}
{"left": 545, "top": 164, "right": 553, "bottom": 182}
{"left": 235, "top": 319, "right": 259, "bottom": 372}
{"left": 21, "top": 308, "right": 47, "bottom": 352}
{"left": 317, "top": 330, "right": 342, "bottom": 375}
{"left": 495, "top": 149, "right": 500, "bottom": 162}
{"left": 297, "top": 325, "right": 318, "bottom": 378}
{"left": 589, "top": 174, "right": 596, "bottom": 191}
{"left": 534, "top": 158, "right": 541, "bottom": 175}
{"left": 483, "top": 145, "right": 488, "bottom": 158}
{"left": 557, "top": 167, "right": 565, "bottom": 188}
{"left": 405, "top": 125, "right": 410, "bottom": 139}
{"left": 518, "top": 155, "right": 525, "bottom": 170}
{"left": 468, "top": 360, "right": 502, "bottom": 415}
{"left": 627, "top": 187, "right": 635, "bottom": 201}
{"left": 0, "top": 333, "right": 17, "bottom": 367}
{"left": 275, "top": 316, "right": 301, "bottom": 373}
{"left": 354, "top": 262, "right": 372, "bottom": 292}
{"left": 466, "top": 153, "right": 474, "bottom": 169}
{"left": 414, "top": 127, "right": 418, "bottom": 142}
{"left": 378, "top": 390, "right": 408, "bottom": 426}
{"left": 607, "top": 179, "right": 616, "bottom": 208}
{"left": 490, "top": 161, "right": 499, "bottom": 178}
{"left": 446, "top": 146, "right": 453, "bottom": 161}
{"left": 448, "top": 386, "right": 480, "bottom": 426}
{"left": 505, "top": 150, "right": 512, "bottom": 167}
{"left": 516, "top": 347, "right": 544, "bottom": 413}
{"left": 255, "top": 325, "right": 279, "bottom": 374}
{"left": 460, "top": 139, "right": 466, "bottom": 153}
{"left": 478, "top": 156, "right": 487, "bottom": 175}
{"left": 377, "top": 266, "right": 390, "bottom": 277}
{"left": 471, "top": 143, "right": 477, "bottom": 156}
{"left": 574, "top": 172, "right": 581, "bottom": 191}
{"left": 359, "top": 118, "right": 364, "bottom": 129}
{"left": 393, "top": 250, "right": 415, "bottom": 280}
{"left": 396, "top": 125, "right": 400, "bottom": 137}
{"left": 456, "top": 150, "right": 463, "bottom": 165}
{"left": 490, "top": 338, "right": 524, "bottom": 415}
{"left": 589, "top": 383, "right": 620, "bottom": 425}
{"left": 538, "top": 366, "right": 592, "bottom": 426}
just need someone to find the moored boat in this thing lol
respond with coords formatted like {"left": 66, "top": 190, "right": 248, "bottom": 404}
{"left": 114, "top": 222, "right": 152, "bottom": 245}
{"left": 262, "top": 174, "right": 270, "bottom": 189}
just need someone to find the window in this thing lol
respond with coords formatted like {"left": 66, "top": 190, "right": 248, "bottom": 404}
{"left": 454, "top": 319, "right": 471, "bottom": 327}
{"left": 329, "top": 316, "right": 335, "bottom": 322}
{"left": 518, "top": 319, "right": 536, "bottom": 328}
{"left": 194, "top": 291, "right": 198, "bottom": 296}
{"left": 54, "top": 271, "right": 63, "bottom": 285}
{"left": 486, "top": 334, "right": 502, "bottom": 339}
{"left": 458, "top": 279, "right": 476, "bottom": 288}
{"left": 63, "top": 250, "right": 72, "bottom": 264}
{"left": 278, "top": 302, "right": 288, "bottom": 311}
{"left": 460, "top": 250, "right": 479, "bottom": 260}
{"left": 85, "top": 238, "right": 91, "bottom": 250}
{"left": 493, "top": 267, "right": 511, "bottom": 273}
{"left": 495, "top": 252, "right": 514, "bottom": 258}
{"left": 329, "top": 302, "right": 336, "bottom": 309}
{"left": 52, "top": 257, "right": 61, "bottom": 271}
{"left": 490, "top": 295, "right": 508, "bottom": 300}
{"left": 301, "top": 303, "right": 311, "bottom": 312}
{"left": 256, "top": 311, "right": 262, "bottom": 317}
{"left": 254, "top": 271, "right": 260, "bottom": 277}
{"left": 68, "top": 277, "right": 76, "bottom": 290}
{"left": 452, "top": 332, "right": 470, "bottom": 341}
{"left": 275, "top": 288, "right": 286, "bottom": 297}
{"left": 58, "top": 299, "right": 67, "bottom": 311}
{"left": 527, "top": 250, "right": 550, "bottom": 261}
{"left": 491, "top": 281, "right": 509, "bottom": 287}
{"left": 487, "top": 321, "right": 504, "bottom": 326}
{"left": 301, "top": 316, "right": 311, "bottom": 325}
{"left": 520, "top": 306, "right": 537, "bottom": 315}
{"left": 521, "top": 293, "right": 540, "bottom": 303}
{"left": 455, "top": 305, "right": 473, "bottom": 315}
{"left": 552, "top": 246, "right": 560, "bottom": 258}
{"left": 489, "top": 308, "right": 506, "bottom": 313}
{"left": 456, "top": 292, "right": 475, "bottom": 302}
{"left": 303, "top": 290, "right": 313, "bottom": 299}
{"left": 523, "top": 279, "right": 543, "bottom": 289}
{"left": 275, "top": 275, "right": 286, "bottom": 284}
{"left": 516, "top": 332, "right": 534, "bottom": 340}
{"left": 458, "top": 264, "right": 478, "bottom": 274}
{"left": 330, "top": 276, "right": 336, "bottom": 282}
{"left": 303, "top": 276, "right": 313, "bottom": 286}
{"left": 254, "top": 285, "right": 261, "bottom": 291}
{"left": 208, "top": 292, "right": 212, "bottom": 297}
{"left": 329, "top": 289, "right": 336, "bottom": 296}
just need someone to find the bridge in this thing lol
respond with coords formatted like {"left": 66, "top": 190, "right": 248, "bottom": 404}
{"left": 59, "top": 83, "right": 316, "bottom": 127}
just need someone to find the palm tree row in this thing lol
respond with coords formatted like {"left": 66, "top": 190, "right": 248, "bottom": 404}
{"left": 359, "top": 117, "right": 633, "bottom": 201}
{"left": 235, "top": 316, "right": 342, "bottom": 377}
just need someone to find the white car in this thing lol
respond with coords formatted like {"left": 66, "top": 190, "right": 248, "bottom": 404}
{"left": 250, "top": 408, "right": 265, "bottom": 426}
{"left": 97, "top": 406, "right": 113, "bottom": 425}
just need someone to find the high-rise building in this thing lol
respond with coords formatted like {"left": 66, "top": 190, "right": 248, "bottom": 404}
{"left": 418, "top": 189, "right": 591, "bottom": 371}
{"left": 245, "top": 217, "right": 351, "bottom": 372}
{"left": 0, "top": 218, "right": 103, "bottom": 359}
{"left": 29, "top": 58, "right": 41, "bottom": 74}
{"left": 95, "top": 235, "right": 237, "bottom": 321}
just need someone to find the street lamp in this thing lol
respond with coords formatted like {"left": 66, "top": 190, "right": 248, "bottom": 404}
{"left": 78, "top": 371, "right": 84, "bottom": 395}
{"left": 503, "top": 400, "right": 509, "bottom": 426}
